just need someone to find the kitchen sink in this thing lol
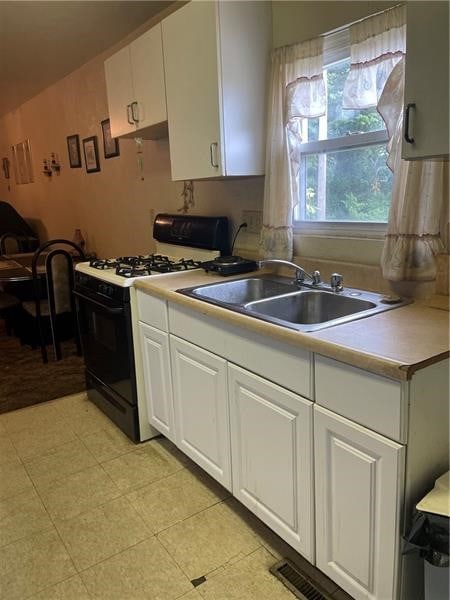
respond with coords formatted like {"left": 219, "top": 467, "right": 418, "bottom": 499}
{"left": 245, "top": 291, "right": 376, "bottom": 326}
{"left": 177, "top": 275, "right": 410, "bottom": 332}
{"left": 182, "top": 276, "right": 297, "bottom": 305}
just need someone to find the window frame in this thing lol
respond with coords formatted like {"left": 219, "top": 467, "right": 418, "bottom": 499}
{"left": 292, "top": 28, "right": 390, "bottom": 237}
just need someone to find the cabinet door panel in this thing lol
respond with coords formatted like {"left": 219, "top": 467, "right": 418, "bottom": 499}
{"left": 170, "top": 335, "right": 231, "bottom": 490}
{"left": 140, "top": 322, "right": 174, "bottom": 441}
{"left": 162, "top": 1, "right": 223, "bottom": 180}
{"left": 315, "top": 406, "right": 405, "bottom": 600}
{"left": 403, "top": 2, "right": 449, "bottom": 159}
{"left": 104, "top": 46, "right": 135, "bottom": 138}
{"left": 229, "top": 364, "right": 314, "bottom": 560}
{"left": 130, "top": 24, "right": 167, "bottom": 129}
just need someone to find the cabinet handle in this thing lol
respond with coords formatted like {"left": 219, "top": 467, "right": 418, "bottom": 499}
{"left": 210, "top": 142, "right": 219, "bottom": 168}
{"left": 404, "top": 103, "right": 416, "bottom": 144}
{"left": 126, "top": 104, "right": 134, "bottom": 125}
{"left": 131, "top": 101, "right": 139, "bottom": 123}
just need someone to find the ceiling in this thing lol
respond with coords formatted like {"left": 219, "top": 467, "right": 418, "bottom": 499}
{"left": 0, "top": 1, "right": 175, "bottom": 118}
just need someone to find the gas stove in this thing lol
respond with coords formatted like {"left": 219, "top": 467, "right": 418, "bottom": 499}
{"left": 74, "top": 213, "right": 230, "bottom": 443}
{"left": 76, "top": 248, "right": 218, "bottom": 287}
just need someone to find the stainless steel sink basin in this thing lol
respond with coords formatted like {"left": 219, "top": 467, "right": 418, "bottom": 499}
{"left": 177, "top": 275, "right": 410, "bottom": 332}
{"left": 182, "top": 277, "right": 296, "bottom": 305}
{"left": 246, "top": 291, "right": 376, "bottom": 326}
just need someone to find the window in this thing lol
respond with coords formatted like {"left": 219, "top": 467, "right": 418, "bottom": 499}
{"left": 294, "top": 57, "right": 393, "bottom": 230}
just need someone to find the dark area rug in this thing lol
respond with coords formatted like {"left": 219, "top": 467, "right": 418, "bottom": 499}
{"left": 0, "top": 334, "right": 86, "bottom": 413}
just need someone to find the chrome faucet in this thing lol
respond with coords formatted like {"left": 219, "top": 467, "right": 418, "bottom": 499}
{"left": 258, "top": 259, "right": 321, "bottom": 285}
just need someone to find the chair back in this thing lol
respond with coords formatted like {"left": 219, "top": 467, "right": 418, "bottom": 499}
{"left": 0, "top": 232, "right": 40, "bottom": 254}
{"left": 31, "top": 239, "right": 85, "bottom": 362}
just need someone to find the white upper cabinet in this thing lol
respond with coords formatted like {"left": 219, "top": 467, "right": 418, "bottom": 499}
{"left": 104, "top": 24, "right": 167, "bottom": 140}
{"left": 162, "top": 0, "right": 272, "bottom": 180}
{"left": 402, "top": 1, "right": 449, "bottom": 160}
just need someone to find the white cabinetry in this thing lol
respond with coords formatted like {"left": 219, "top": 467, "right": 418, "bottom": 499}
{"left": 402, "top": 1, "right": 449, "bottom": 159}
{"left": 139, "top": 322, "right": 174, "bottom": 442}
{"left": 170, "top": 335, "right": 232, "bottom": 491}
{"left": 314, "top": 406, "right": 405, "bottom": 600}
{"left": 104, "top": 24, "right": 167, "bottom": 139}
{"left": 229, "top": 365, "right": 314, "bottom": 560}
{"left": 161, "top": 0, "right": 271, "bottom": 180}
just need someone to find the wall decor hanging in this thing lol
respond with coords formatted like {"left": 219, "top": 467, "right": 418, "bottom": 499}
{"left": 2, "top": 157, "right": 10, "bottom": 179}
{"left": 101, "top": 119, "right": 120, "bottom": 158}
{"left": 42, "top": 153, "right": 61, "bottom": 177}
{"left": 82, "top": 136, "right": 100, "bottom": 173}
{"left": 11, "top": 139, "right": 33, "bottom": 184}
{"left": 67, "top": 134, "right": 82, "bottom": 168}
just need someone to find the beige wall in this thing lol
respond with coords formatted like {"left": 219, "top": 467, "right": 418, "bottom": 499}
{"left": 0, "top": 1, "right": 398, "bottom": 260}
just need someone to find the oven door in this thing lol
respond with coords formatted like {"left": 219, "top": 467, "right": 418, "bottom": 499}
{"left": 74, "top": 289, "right": 135, "bottom": 405}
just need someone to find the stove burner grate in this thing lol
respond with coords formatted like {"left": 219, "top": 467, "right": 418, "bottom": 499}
{"left": 90, "top": 253, "right": 203, "bottom": 277}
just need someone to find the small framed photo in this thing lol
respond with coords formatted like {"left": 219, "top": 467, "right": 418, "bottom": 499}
{"left": 66, "top": 134, "right": 81, "bottom": 168}
{"left": 82, "top": 136, "right": 100, "bottom": 173}
{"left": 101, "top": 119, "right": 120, "bottom": 159}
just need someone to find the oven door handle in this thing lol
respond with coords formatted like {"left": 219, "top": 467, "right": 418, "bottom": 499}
{"left": 73, "top": 290, "right": 124, "bottom": 315}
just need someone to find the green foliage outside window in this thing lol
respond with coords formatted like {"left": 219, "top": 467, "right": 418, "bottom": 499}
{"left": 301, "top": 61, "right": 393, "bottom": 223}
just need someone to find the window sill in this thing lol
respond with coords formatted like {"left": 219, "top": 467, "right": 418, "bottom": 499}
{"left": 293, "top": 221, "right": 387, "bottom": 240}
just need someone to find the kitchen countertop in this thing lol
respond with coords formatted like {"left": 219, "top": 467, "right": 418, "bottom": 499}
{"left": 135, "top": 270, "right": 450, "bottom": 381}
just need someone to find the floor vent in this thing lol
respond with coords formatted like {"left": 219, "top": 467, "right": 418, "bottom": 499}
{"left": 270, "top": 559, "right": 328, "bottom": 600}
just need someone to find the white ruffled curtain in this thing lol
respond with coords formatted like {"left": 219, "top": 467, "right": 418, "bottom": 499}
{"left": 259, "top": 39, "right": 325, "bottom": 259}
{"left": 378, "top": 60, "right": 448, "bottom": 281}
{"left": 345, "top": 4, "right": 448, "bottom": 282}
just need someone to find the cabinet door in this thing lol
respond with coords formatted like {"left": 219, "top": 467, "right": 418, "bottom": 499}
{"left": 139, "top": 322, "right": 174, "bottom": 442}
{"left": 402, "top": 2, "right": 449, "bottom": 159}
{"left": 130, "top": 24, "right": 167, "bottom": 130}
{"left": 162, "top": 1, "right": 223, "bottom": 180}
{"left": 104, "top": 46, "right": 136, "bottom": 138}
{"left": 170, "top": 335, "right": 231, "bottom": 490}
{"left": 314, "top": 406, "right": 405, "bottom": 600}
{"left": 229, "top": 365, "right": 314, "bottom": 561}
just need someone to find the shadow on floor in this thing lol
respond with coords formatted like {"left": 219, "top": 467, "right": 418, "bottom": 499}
{"left": 0, "top": 333, "right": 85, "bottom": 414}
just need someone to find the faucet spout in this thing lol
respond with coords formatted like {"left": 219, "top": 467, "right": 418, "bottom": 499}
{"left": 258, "top": 259, "right": 321, "bottom": 285}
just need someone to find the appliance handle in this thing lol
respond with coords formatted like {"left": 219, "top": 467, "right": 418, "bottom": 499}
{"left": 73, "top": 290, "right": 124, "bottom": 315}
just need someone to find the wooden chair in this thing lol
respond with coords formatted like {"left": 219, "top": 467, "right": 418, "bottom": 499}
{"left": 21, "top": 239, "right": 85, "bottom": 363}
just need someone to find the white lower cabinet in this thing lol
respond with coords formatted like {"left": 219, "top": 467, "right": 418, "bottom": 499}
{"left": 139, "top": 322, "right": 174, "bottom": 442}
{"left": 170, "top": 335, "right": 232, "bottom": 491}
{"left": 229, "top": 364, "right": 315, "bottom": 561}
{"left": 314, "top": 405, "right": 405, "bottom": 600}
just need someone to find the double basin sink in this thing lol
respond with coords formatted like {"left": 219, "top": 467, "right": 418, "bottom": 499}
{"left": 177, "top": 275, "right": 409, "bottom": 332}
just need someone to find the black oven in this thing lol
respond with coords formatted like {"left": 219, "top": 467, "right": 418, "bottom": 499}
{"left": 74, "top": 273, "right": 139, "bottom": 441}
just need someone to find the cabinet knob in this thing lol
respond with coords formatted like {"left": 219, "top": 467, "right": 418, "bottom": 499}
{"left": 210, "top": 142, "right": 219, "bottom": 168}
{"left": 404, "top": 103, "right": 416, "bottom": 144}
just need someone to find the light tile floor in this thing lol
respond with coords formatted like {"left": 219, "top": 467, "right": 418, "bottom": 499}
{"left": 0, "top": 392, "right": 353, "bottom": 600}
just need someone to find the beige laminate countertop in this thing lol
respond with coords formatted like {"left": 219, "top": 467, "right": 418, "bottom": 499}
{"left": 135, "top": 270, "right": 450, "bottom": 381}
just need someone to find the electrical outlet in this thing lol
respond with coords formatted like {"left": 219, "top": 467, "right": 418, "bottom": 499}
{"left": 242, "top": 210, "right": 262, "bottom": 234}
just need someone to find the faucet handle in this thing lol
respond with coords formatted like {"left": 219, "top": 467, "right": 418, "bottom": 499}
{"left": 330, "top": 273, "right": 344, "bottom": 292}
{"left": 311, "top": 270, "right": 321, "bottom": 285}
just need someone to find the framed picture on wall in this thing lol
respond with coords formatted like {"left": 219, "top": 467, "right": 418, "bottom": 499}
{"left": 101, "top": 119, "right": 120, "bottom": 159}
{"left": 82, "top": 136, "right": 100, "bottom": 173}
{"left": 66, "top": 134, "right": 81, "bottom": 168}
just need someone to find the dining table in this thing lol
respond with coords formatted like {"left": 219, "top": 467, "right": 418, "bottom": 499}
{"left": 0, "top": 253, "right": 46, "bottom": 283}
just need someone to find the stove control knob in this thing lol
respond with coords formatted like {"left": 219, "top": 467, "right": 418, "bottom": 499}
{"left": 99, "top": 284, "right": 113, "bottom": 297}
